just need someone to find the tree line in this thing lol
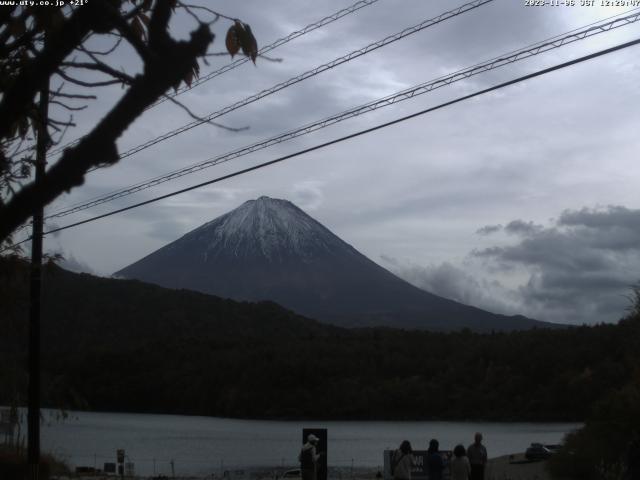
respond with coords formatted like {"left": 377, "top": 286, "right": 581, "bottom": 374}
{"left": 1, "top": 257, "right": 638, "bottom": 425}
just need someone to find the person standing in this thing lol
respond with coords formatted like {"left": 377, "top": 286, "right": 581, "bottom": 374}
{"left": 426, "top": 439, "right": 445, "bottom": 480}
{"left": 467, "top": 432, "right": 487, "bottom": 480}
{"left": 450, "top": 444, "right": 471, "bottom": 480}
{"left": 299, "top": 434, "right": 322, "bottom": 480}
{"left": 391, "top": 440, "right": 415, "bottom": 480}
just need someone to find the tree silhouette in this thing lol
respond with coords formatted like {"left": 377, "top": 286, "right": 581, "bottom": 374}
{"left": 0, "top": 0, "right": 257, "bottom": 245}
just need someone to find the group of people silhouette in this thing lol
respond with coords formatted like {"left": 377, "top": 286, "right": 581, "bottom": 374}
{"left": 296, "top": 431, "right": 488, "bottom": 480}
{"left": 391, "top": 432, "right": 487, "bottom": 480}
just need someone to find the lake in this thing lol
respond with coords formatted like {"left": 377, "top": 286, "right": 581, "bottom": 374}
{"left": 33, "top": 409, "right": 579, "bottom": 477}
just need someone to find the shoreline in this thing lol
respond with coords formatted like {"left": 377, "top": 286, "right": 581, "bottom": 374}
{"left": 12, "top": 406, "right": 584, "bottom": 423}
{"left": 58, "top": 453, "right": 554, "bottom": 480}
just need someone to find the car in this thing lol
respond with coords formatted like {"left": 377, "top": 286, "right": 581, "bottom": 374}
{"left": 525, "top": 443, "right": 553, "bottom": 461}
{"left": 281, "top": 469, "right": 301, "bottom": 479}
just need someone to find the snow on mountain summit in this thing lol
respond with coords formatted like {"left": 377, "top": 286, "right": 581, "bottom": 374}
{"left": 180, "top": 196, "right": 348, "bottom": 262}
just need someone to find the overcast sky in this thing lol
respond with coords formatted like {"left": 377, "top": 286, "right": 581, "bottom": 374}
{"left": 30, "top": 0, "right": 640, "bottom": 325}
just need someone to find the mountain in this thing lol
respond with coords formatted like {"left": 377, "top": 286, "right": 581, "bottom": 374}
{"left": 115, "top": 196, "right": 548, "bottom": 331}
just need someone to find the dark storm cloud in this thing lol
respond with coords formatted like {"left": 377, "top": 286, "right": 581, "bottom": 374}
{"left": 559, "top": 205, "right": 640, "bottom": 232}
{"left": 388, "top": 205, "right": 640, "bottom": 325}
{"left": 471, "top": 205, "right": 640, "bottom": 323}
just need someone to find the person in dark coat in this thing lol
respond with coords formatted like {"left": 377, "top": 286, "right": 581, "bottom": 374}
{"left": 467, "top": 432, "right": 487, "bottom": 480}
{"left": 299, "top": 434, "right": 321, "bottom": 480}
{"left": 426, "top": 439, "right": 445, "bottom": 480}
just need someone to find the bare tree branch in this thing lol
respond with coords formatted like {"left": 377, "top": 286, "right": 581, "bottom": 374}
{"left": 61, "top": 61, "right": 135, "bottom": 84}
{"left": 50, "top": 91, "right": 97, "bottom": 100}
{"left": 0, "top": 21, "right": 215, "bottom": 241}
{"left": 258, "top": 54, "right": 283, "bottom": 63}
{"left": 177, "top": 2, "right": 234, "bottom": 22}
{"left": 50, "top": 115, "right": 74, "bottom": 148}
{"left": 0, "top": 2, "right": 113, "bottom": 141}
{"left": 78, "top": 36, "right": 123, "bottom": 57}
{"left": 55, "top": 69, "right": 124, "bottom": 88}
{"left": 122, "top": 3, "right": 147, "bottom": 21}
{"left": 0, "top": 8, "right": 31, "bottom": 51}
{"left": 101, "top": 2, "right": 153, "bottom": 63}
{"left": 49, "top": 116, "right": 75, "bottom": 127}
{"left": 49, "top": 100, "right": 87, "bottom": 112}
{"left": 162, "top": 94, "right": 248, "bottom": 132}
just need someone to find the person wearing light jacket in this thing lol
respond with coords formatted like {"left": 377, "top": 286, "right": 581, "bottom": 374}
{"left": 391, "top": 440, "right": 415, "bottom": 480}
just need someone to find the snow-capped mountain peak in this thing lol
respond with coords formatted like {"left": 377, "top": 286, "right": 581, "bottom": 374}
{"left": 115, "top": 197, "right": 546, "bottom": 331}
{"left": 184, "top": 196, "right": 346, "bottom": 262}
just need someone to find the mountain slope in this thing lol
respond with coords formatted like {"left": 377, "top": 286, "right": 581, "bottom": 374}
{"left": 115, "top": 196, "right": 548, "bottom": 331}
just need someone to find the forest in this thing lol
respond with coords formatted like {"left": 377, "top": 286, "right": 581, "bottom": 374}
{"left": 1, "top": 256, "right": 638, "bottom": 424}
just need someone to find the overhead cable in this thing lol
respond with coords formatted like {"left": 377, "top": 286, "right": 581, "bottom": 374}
{"left": 47, "top": 0, "right": 382, "bottom": 157}
{"left": 44, "top": 10, "right": 640, "bottom": 221}
{"left": 57, "top": 0, "right": 495, "bottom": 165}
{"left": 4, "top": 36, "right": 634, "bottom": 251}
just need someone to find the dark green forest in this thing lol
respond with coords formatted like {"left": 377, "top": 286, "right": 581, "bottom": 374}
{"left": 1, "top": 256, "right": 639, "bottom": 424}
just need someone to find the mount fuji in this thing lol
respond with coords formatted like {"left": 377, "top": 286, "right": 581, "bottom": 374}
{"left": 115, "top": 196, "right": 548, "bottom": 331}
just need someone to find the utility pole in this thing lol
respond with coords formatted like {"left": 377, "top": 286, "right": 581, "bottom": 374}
{"left": 27, "top": 69, "right": 49, "bottom": 480}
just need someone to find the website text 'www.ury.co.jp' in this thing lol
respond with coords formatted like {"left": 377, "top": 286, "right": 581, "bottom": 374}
{"left": 0, "top": 0, "right": 88, "bottom": 7}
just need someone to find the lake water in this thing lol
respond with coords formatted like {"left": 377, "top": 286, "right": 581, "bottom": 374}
{"left": 33, "top": 409, "right": 579, "bottom": 477}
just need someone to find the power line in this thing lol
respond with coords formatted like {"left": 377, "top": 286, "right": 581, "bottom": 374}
{"left": 46, "top": 0, "right": 382, "bottom": 157}
{"left": 153, "top": 0, "right": 382, "bottom": 107}
{"left": 71, "top": 0, "right": 495, "bottom": 167}
{"left": 43, "top": 10, "right": 640, "bottom": 221}
{"left": 5, "top": 36, "right": 635, "bottom": 251}
{"left": 45, "top": 0, "right": 499, "bottom": 218}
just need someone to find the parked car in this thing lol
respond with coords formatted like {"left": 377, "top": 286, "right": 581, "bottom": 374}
{"left": 281, "top": 469, "right": 301, "bottom": 479}
{"left": 525, "top": 443, "right": 553, "bottom": 461}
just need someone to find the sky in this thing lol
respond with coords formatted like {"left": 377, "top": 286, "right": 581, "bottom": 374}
{"left": 25, "top": 0, "right": 640, "bottom": 325}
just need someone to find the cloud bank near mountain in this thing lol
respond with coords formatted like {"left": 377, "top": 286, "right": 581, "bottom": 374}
{"left": 386, "top": 206, "right": 640, "bottom": 325}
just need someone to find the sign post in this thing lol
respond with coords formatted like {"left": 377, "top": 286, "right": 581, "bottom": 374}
{"left": 384, "top": 450, "right": 452, "bottom": 480}
{"left": 117, "top": 449, "right": 125, "bottom": 477}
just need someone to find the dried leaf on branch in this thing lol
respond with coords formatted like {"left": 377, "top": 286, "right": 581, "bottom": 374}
{"left": 225, "top": 21, "right": 258, "bottom": 64}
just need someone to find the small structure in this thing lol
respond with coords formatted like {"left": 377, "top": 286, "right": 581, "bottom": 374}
{"left": 383, "top": 449, "right": 452, "bottom": 480}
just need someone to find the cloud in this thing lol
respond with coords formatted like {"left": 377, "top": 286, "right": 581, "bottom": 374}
{"left": 471, "top": 206, "right": 640, "bottom": 324}
{"left": 388, "top": 206, "right": 640, "bottom": 326}
{"left": 504, "top": 220, "right": 544, "bottom": 236}
{"left": 52, "top": 250, "right": 95, "bottom": 275}
{"left": 476, "top": 224, "right": 502, "bottom": 236}
{"left": 381, "top": 257, "right": 520, "bottom": 317}
{"left": 558, "top": 205, "right": 640, "bottom": 228}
